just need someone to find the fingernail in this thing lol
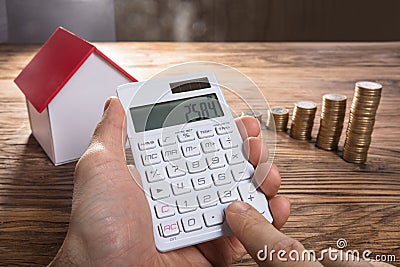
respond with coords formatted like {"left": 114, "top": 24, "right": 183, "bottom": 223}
{"left": 229, "top": 201, "right": 250, "bottom": 213}
{"left": 103, "top": 97, "right": 113, "bottom": 114}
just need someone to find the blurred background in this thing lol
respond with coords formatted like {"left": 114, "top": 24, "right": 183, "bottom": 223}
{"left": 1, "top": 0, "right": 400, "bottom": 43}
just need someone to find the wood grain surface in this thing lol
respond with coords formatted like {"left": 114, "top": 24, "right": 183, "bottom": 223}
{"left": 114, "top": 0, "right": 400, "bottom": 41}
{"left": 0, "top": 42, "right": 399, "bottom": 266}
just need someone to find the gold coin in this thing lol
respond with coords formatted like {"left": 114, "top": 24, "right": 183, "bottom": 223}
{"left": 290, "top": 101, "right": 317, "bottom": 140}
{"left": 267, "top": 107, "right": 289, "bottom": 132}
{"left": 342, "top": 81, "right": 382, "bottom": 163}
{"left": 316, "top": 94, "right": 347, "bottom": 151}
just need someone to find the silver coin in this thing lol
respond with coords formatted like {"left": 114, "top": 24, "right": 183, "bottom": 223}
{"left": 323, "top": 93, "right": 347, "bottom": 101}
{"left": 356, "top": 81, "right": 382, "bottom": 90}
{"left": 296, "top": 101, "right": 317, "bottom": 109}
{"left": 271, "top": 107, "right": 289, "bottom": 115}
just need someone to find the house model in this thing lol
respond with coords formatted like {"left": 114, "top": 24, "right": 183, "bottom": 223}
{"left": 14, "top": 27, "right": 136, "bottom": 165}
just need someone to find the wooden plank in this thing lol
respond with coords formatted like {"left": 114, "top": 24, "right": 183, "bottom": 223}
{"left": 114, "top": 0, "right": 400, "bottom": 41}
{"left": 0, "top": 42, "right": 399, "bottom": 266}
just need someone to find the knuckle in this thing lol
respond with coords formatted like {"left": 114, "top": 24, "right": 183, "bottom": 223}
{"left": 270, "top": 237, "right": 305, "bottom": 254}
{"left": 255, "top": 163, "right": 269, "bottom": 178}
{"left": 239, "top": 215, "right": 264, "bottom": 237}
{"left": 75, "top": 140, "right": 115, "bottom": 177}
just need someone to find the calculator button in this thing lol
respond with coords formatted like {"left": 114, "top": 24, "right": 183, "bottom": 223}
{"left": 215, "top": 124, "right": 233, "bottom": 135}
{"left": 218, "top": 188, "right": 239, "bottom": 204}
{"left": 150, "top": 182, "right": 171, "bottom": 200}
{"left": 203, "top": 210, "right": 224, "bottom": 227}
{"left": 162, "top": 146, "right": 181, "bottom": 162}
{"left": 197, "top": 128, "right": 214, "bottom": 139}
{"left": 200, "top": 139, "right": 219, "bottom": 153}
{"left": 219, "top": 136, "right": 238, "bottom": 149}
{"left": 160, "top": 221, "right": 180, "bottom": 238}
{"left": 212, "top": 172, "right": 232, "bottom": 186}
{"left": 145, "top": 167, "right": 166, "bottom": 183}
{"left": 176, "top": 197, "right": 197, "bottom": 214}
{"left": 141, "top": 151, "right": 161, "bottom": 166}
{"left": 181, "top": 143, "right": 201, "bottom": 158}
{"left": 225, "top": 149, "right": 245, "bottom": 165}
{"left": 198, "top": 192, "right": 218, "bottom": 208}
{"left": 171, "top": 180, "right": 191, "bottom": 196}
{"left": 237, "top": 182, "right": 268, "bottom": 214}
{"left": 187, "top": 159, "right": 207, "bottom": 174}
{"left": 231, "top": 164, "right": 253, "bottom": 181}
{"left": 155, "top": 203, "right": 175, "bottom": 219}
{"left": 181, "top": 215, "right": 202, "bottom": 232}
{"left": 159, "top": 134, "right": 176, "bottom": 146}
{"left": 192, "top": 176, "right": 213, "bottom": 191}
{"left": 206, "top": 155, "right": 225, "bottom": 169}
{"left": 166, "top": 162, "right": 186, "bottom": 178}
{"left": 138, "top": 139, "right": 157, "bottom": 151}
{"left": 178, "top": 130, "right": 195, "bottom": 143}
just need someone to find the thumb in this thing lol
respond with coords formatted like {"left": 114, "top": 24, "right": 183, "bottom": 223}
{"left": 226, "top": 201, "right": 322, "bottom": 267}
{"left": 89, "top": 96, "right": 126, "bottom": 160}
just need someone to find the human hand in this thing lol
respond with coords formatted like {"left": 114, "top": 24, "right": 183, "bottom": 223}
{"left": 49, "top": 97, "right": 290, "bottom": 266}
{"left": 226, "top": 202, "right": 395, "bottom": 267}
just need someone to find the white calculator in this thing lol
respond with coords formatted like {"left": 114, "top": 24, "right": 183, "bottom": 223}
{"left": 117, "top": 72, "right": 273, "bottom": 252}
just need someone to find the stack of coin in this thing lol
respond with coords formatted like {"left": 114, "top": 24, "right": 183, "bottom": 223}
{"left": 343, "top": 81, "right": 382, "bottom": 163}
{"left": 241, "top": 110, "right": 262, "bottom": 122}
{"left": 316, "top": 94, "right": 347, "bottom": 150}
{"left": 290, "top": 101, "right": 317, "bottom": 140}
{"left": 267, "top": 107, "right": 289, "bottom": 132}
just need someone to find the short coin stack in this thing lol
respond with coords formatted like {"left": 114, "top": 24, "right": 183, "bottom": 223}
{"left": 290, "top": 101, "right": 317, "bottom": 140}
{"left": 343, "top": 81, "right": 382, "bottom": 164}
{"left": 267, "top": 107, "right": 289, "bottom": 132}
{"left": 316, "top": 94, "right": 347, "bottom": 150}
{"left": 241, "top": 110, "right": 262, "bottom": 122}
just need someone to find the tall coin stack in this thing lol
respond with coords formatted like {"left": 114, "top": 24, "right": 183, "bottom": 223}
{"left": 290, "top": 101, "right": 317, "bottom": 140}
{"left": 343, "top": 81, "right": 382, "bottom": 164}
{"left": 267, "top": 107, "right": 289, "bottom": 132}
{"left": 316, "top": 94, "right": 347, "bottom": 151}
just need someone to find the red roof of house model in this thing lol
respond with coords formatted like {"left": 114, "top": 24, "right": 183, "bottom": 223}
{"left": 14, "top": 27, "right": 136, "bottom": 113}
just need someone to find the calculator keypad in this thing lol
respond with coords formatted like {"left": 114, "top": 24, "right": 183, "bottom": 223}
{"left": 197, "top": 128, "right": 214, "bottom": 139}
{"left": 181, "top": 215, "right": 202, "bottom": 232}
{"left": 181, "top": 144, "right": 200, "bottom": 157}
{"left": 205, "top": 155, "right": 225, "bottom": 169}
{"left": 166, "top": 162, "right": 186, "bottom": 178}
{"left": 145, "top": 167, "right": 166, "bottom": 183}
{"left": 162, "top": 146, "right": 181, "bottom": 162}
{"left": 203, "top": 209, "right": 224, "bottom": 227}
{"left": 135, "top": 121, "right": 272, "bottom": 250}
{"left": 141, "top": 151, "right": 161, "bottom": 166}
{"left": 150, "top": 182, "right": 171, "bottom": 200}
{"left": 155, "top": 203, "right": 175, "bottom": 219}
{"left": 159, "top": 134, "right": 176, "bottom": 146}
{"left": 171, "top": 180, "right": 191, "bottom": 195}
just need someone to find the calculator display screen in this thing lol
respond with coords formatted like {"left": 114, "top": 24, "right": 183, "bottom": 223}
{"left": 130, "top": 93, "right": 224, "bottom": 132}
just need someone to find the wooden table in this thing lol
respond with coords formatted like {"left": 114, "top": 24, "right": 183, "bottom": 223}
{"left": 0, "top": 43, "right": 399, "bottom": 266}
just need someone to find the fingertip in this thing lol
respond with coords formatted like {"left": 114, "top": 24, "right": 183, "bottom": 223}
{"left": 226, "top": 201, "right": 269, "bottom": 235}
{"left": 226, "top": 201, "right": 251, "bottom": 215}
{"left": 255, "top": 163, "right": 281, "bottom": 198}
{"left": 243, "top": 116, "right": 261, "bottom": 137}
{"left": 103, "top": 97, "right": 113, "bottom": 113}
{"left": 235, "top": 116, "right": 260, "bottom": 140}
{"left": 103, "top": 97, "right": 124, "bottom": 118}
{"left": 243, "top": 137, "right": 269, "bottom": 167}
{"left": 269, "top": 196, "right": 291, "bottom": 229}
